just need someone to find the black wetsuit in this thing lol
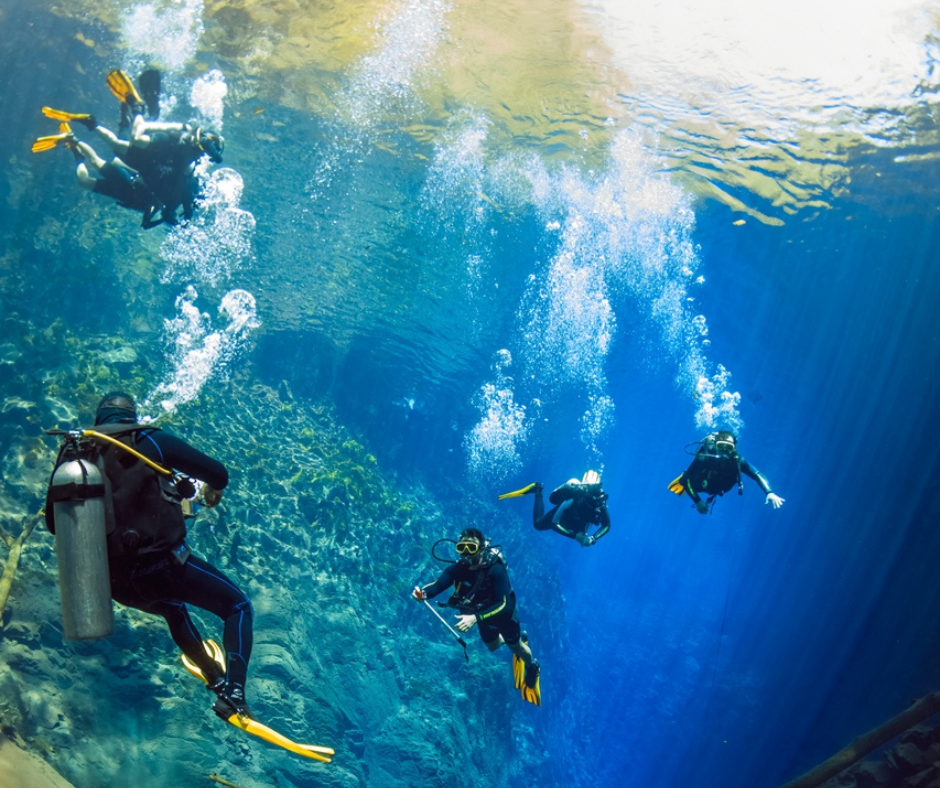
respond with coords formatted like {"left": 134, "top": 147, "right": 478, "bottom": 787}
{"left": 679, "top": 451, "right": 773, "bottom": 505}
{"left": 534, "top": 481, "right": 611, "bottom": 542}
{"left": 46, "top": 415, "right": 252, "bottom": 689}
{"left": 92, "top": 161, "right": 164, "bottom": 229}
{"left": 420, "top": 557, "right": 522, "bottom": 646}
{"left": 121, "top": 132, "right": 202, "bottom": 224}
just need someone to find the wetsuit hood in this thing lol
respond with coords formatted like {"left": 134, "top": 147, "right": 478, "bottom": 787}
{"left": 95, "top": 391, "right": 138, "bottom": 425}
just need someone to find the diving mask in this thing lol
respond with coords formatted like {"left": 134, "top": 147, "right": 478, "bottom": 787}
{"left": 456, "top": 540, "right": 481, "bottom": 556}
{"left": 715, "top": 439, "right": 736, "bottom": 454}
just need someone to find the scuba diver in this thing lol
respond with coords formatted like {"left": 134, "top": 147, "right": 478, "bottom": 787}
{"left": 30, "top": 124, "right": 165, "bottom": 229}
{"left": 498, "top": 470, "right": 610, "bottom": 547}
{"left": 44, "top": 392, "right": 254, "bottom": 721}
{"left": 36, "top": 70, "right": 224, "bottom": 226}
{"left": 668, "top": 430, "right": 785, "bottom": 514}
{"left": 412, "top": 528, "right": 541, "bottom": 706}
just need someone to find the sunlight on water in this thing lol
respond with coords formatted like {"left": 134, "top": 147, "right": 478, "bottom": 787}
{"left": 145, "top": 287, "right": 260, "bottom": 414}
{"left": 586, "top": 0, "right": 934, "bottom": 121}
{"left": 159, "top": 168, "right": 255, "bottom": 287}
{"left": 583, "top": 0, "right": 939, "bottom": 221}
{"left": 310, "top": 0, "right": 452, "bottom": 199}
{"left": 341, "top": 0, "right": 450, "bottom": 128}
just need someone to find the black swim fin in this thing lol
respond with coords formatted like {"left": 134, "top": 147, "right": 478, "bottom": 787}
{"left": 138, "top": 69, "right": 161, "bottom": 119}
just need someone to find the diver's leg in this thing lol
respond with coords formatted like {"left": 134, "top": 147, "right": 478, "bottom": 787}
{"left": 532, "top": 484, "right": 545, "bottom": 525}
{"left": 170, "top": 555, "right": 254, "bottom": 693}
{"left": 73, "top": 141, "right": 107, "bottom": 189}
{"left": 111, "top": 572, "right": 221, "bottom": 682}
{"left": 93, "top": 124, "right": 130, "bottom": 157}
{"left": 501, "top": 610, "right": 533, "bottom": 668}
{"left": 533, "top": 505, "right": 557, "bottom": 531}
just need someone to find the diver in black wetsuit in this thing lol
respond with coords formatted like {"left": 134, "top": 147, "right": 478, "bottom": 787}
{"left": 668, "top": 430, "right": 785, "bottom": 514}
{"left": 84, "top": 115, "right": 222, "bottom": 225}
{"left": 498, "top": 470, "right": 611, "bottom": 547}
{"left": 412, "top": 528, "right": 541, "bottom": 705}
{"left": 44, "top": 392, "right": 253, "bottom": 719}
{"left": 68, "top": 138, "right": 165, "bottom": 229}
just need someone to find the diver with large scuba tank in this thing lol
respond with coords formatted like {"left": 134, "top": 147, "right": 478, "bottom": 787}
{"left": 44, "top": 392, "right": 252, "bottom": 718}
{"left": 412, "top": 528, "right": 541, "bottom": 706}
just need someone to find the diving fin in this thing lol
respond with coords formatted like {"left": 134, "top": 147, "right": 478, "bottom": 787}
{"left": 512, "top": 653, "right": 525, "bottom": 690}
{"left": 181, "top": 639, "right": 225, "bottom": 683}
{"left": 41, "top": 106, "right": 94, "bottom": 123}
{"left": 521, "top": 660, "right": 541, "bottom": 707}
{"left": 182, "top": 641, "right": 335, "bottom": 763}
{"left": 31, "top": 123, "right": 75, "bottom": 153}
{"left": 217, "top": 711, "right": 335, "bottom": 762}
{"left": 138, "top": 69, "right": 161, "bottom": 119}
{"left": 667, "top": 474, "right": 687, "bottom": 496}
{"left": 106, "top": 69, "right": 144, "bottom": 107}
{"left": 497, "top": 482, "right": 541, "bottom": 501}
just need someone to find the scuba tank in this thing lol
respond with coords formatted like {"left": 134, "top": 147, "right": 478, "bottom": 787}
{"left": 48, "top": 457, "right": 114, "bottom": 640}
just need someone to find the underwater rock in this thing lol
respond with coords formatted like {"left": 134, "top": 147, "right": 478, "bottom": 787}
{"left": 887, "top": 742, "right": 924, "bottom": 777}
{"left": 0, "top": 733, "right": 76, "bottom": 788}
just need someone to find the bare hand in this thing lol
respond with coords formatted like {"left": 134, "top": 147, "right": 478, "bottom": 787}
{"left": 766, "top": 493, "right": 785, "bottom": 509}
{"left": 200, "top": 485, "right": 223, "bottom": 507}
{"left": 412, "top": 586, "right": 427, "bottom": 602}
{"left": 455, "top": 614, "right": 477, "bottom": 632}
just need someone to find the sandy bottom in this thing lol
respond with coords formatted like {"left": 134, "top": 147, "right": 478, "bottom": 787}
{"left": 0, "top": 735, "right": 76, "bottom": 788}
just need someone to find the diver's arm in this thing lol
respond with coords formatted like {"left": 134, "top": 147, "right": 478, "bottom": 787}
{"left": 740, "top": 459, "right": 772, "bottom": 495}
{"left": 592, "top": 506, "right": 611, "bottom": 541}
{"left": 416, "top": 565, "right": 457, "bottom": 601}
{"left": 139, "top": 203, "right": 164, "bottom": 230}
{"left": 740, "top": 459, "right": 785, "bottom": 507}
{"left": 141, "top": 430, "right": 229, "bottom": 490}
{"left": 683, "top": 473, "right": 703, "bottom": 504}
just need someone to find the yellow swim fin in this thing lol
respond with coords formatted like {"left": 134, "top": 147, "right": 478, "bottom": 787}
{"left": 497, "top": 482, "right": 540, "bottom": 501}
{"left": 106, "top": 69, "right": 143, "bottom": 105}
{"left": 41, "top": 106, "right": 93, "bottom": 123}
{"left": 512, "top": 653, "right": 525, "bottom": 690}
{"left": 30, "top": 123, "right": 74, "bottom": 153}
{"left": 181, "top": 639, "right": 225, "bottom": 683}
{"left": 520, "top": 661, "right": 541, "bottom": 707}
{"left": 667, "top": 474, "right": 687, "bottom": 496}
{"left": 219, "top": 713, "right": 335, "bottom": 762}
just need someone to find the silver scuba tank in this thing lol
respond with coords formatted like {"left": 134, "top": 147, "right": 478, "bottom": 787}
{"left": 50, "top": 459, "right": 114, "bottom": 639}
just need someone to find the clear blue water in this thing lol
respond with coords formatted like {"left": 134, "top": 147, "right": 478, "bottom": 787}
{"left": 2, "top": 1, "right": 940, "bottom": 786}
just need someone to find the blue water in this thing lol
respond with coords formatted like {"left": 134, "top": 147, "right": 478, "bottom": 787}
{"left": 2, "top": 1, "right": 940, "bottom": 787}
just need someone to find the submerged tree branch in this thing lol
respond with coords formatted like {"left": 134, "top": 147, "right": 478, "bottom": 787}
{"left": 777, "top": 693, "right": 940, "bottom": 788}
{"left": 0, "top": 512, "right": 42, "bottom": 624}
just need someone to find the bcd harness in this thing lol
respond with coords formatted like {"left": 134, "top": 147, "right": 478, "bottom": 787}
{"left": 46, "top": 425, "right": 194, "bottom": 557}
